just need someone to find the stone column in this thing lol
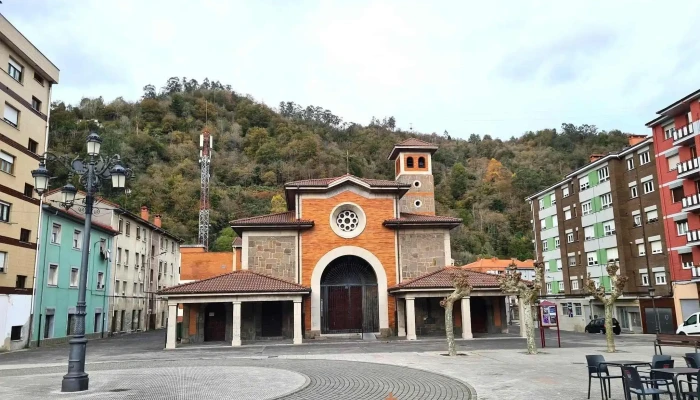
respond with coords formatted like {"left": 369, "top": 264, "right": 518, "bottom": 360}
{"left": 406, "top": 297, "right": 416, "bottom": 340}
{"left": 519, "top": 297, "right": 527, "bottom": 338}
{"left": 166, "top": 303, "right": 177, "bottom": 349}
{"left": 397, "top": 298, "right": 406, "bottom": 337}
{"left": 232, "top": 301, "right": 242, "bottom": 347}
{"left": 293, "top": 298, "right": 302, "bottom": 345}
{"left": 461, "top": 297, "right": 473, "bottom": 339}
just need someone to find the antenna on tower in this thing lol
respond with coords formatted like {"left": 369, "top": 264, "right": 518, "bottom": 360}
{"left": 198, "top": 128, "right": 213, "bottom": 249}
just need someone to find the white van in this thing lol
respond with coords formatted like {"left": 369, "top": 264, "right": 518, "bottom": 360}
{"left": 677, "top": 312, "right": 700, "bottom": 335}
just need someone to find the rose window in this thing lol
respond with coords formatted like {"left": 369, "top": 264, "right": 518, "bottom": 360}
{"left": 336, "top": 210, "right": 359, "bottom": 232}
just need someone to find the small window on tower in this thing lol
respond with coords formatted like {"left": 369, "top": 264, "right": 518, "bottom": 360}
{"left": 406, "top": 157, "right": 414, "bottom": 168}
{"left": 414, "top": 200, "right": 422, "bottom": 208}
{"left": 418, "top": 157, "right": 425, "bottom": 168}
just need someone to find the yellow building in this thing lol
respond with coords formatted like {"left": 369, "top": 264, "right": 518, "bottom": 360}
{"left": 0, "top": 14, "right": 59, "bottom": 351}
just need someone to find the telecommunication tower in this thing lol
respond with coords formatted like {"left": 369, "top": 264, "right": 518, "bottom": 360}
{"left": 198, "top": 129, "right": 212, "bottom": 248}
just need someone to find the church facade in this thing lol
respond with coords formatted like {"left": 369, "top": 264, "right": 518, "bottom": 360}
{"left": 160, "top": 139, "right": 514, "bottom": 347}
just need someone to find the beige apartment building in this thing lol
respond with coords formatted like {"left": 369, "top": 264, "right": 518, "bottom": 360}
{"left": 0, "top": 14, "right": 59, "bottom": 351}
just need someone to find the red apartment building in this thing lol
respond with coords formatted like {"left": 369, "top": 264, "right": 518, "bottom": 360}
{"left": 648, "top": 89, "right": 700, "bottom": 324}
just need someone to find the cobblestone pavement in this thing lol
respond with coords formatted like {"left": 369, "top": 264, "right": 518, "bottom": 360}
{"left": 0, "top": 358, "right": 474, "bottom": 400}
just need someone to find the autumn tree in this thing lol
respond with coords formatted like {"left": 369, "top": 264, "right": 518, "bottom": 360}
{"left": 270, "top": 194, "right": 287, "bottom": 213}
{"left": 584, "top": 262, "right": 628, "bottom": 353}
{"left": 440, "top": 269, "right": 473, "bottom": 356}
{"left": 499, "top": 260, "right": 544, "bottom": 355}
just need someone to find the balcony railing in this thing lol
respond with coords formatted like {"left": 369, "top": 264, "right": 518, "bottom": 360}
{"left": 677, "top": 157, "right": 700, "bottom": 178}
{"left": 682, "top": 193, "right": 700, "bottom": 212}
{"left": 692, "top": 266, "right": 700, "bottom": 278}
{"left": 687, "top": 229, "right": 700, "bottom": 245}
{"left": 673, "top": 122, "right": 696, "bottom": 145}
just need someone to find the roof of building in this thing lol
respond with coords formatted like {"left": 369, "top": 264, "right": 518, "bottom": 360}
{"left": 42, "top": 204, "right": 120, "bottom": 235}
{"left": 383, "top": 213, "right": 462, "bottom": 229}
{"left": 180, "top": 251, "right": 233, "bottom": 281}
{"left": 158, "top": 270, "right": 310, "bottom": 295}
{"left": 462, "top": 257, "right": 535, "bottom": 270}
{"left": 285, "top": 174, "right": 409, "bottom": 188}
{"left": 232, "top": 237, "right": 242, "bottom": 248}
{"left": 646, "top": 88, "right": 700, "bottom": 126}
{"left": 388, "top": 138, "right": 439, "bottom": 160}
{"left": 388, "top": 267, "right": 502, "bottom": 291}
{"left": 229, "top": 211, "right": 314, "bottom": 235}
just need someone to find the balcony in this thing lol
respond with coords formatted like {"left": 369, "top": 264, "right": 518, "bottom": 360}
{"left": 673, "top": 122, "right": 697, "bottom": 145}
{"left": 687, "top": 229, "right": 700, "bottom": 246}
{"left": 692, "top": 266, "right": 700, "bottom": 278}
{"left": 682, "top": 193, "right": 700, "bottom": 212}
{"left": 677, "top": 157, "right": 700, "bottom": 179}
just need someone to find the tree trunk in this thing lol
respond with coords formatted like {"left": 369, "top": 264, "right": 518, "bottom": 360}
{"left": 522, "top": 300, "right": 537, "bottom": 355}
{"left": 604, "top": 302, "right": 616, "bottom": 353}
{"left": 444, "top": 299, "right": 456, "bottom": 356}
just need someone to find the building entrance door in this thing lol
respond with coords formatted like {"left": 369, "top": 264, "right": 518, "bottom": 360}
{"left": 321, "top": 256, "right": 379, "bottom": 334}
{"left": 204, "top": 303, "right": 227, "bottom": 341}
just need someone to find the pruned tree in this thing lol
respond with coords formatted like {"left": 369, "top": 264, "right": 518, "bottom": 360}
{"left": 498, "top": 260, "right": 544, "bottom": 355}
{"left": 440, "top": 269, "right": 473, "bottom": 356}
{"left": 584, "top": 261, "right": 628, "bottom": 353}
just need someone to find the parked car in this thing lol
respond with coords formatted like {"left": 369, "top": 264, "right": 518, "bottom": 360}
{"left": 677, "top": 312, "right": 700, "bottom": 335}
{"left": 584, "top": 318, "right": 621, "bottom": 335}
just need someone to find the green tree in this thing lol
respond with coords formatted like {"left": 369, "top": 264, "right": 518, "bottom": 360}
{"left": 270, "top": 194, "right": 287, "bottom": 213}
{"left": 211, "top": 227, "right": 236, "bottom": 252}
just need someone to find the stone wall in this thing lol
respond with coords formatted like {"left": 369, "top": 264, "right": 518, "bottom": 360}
{"left": 397, "top": 174, "right": 435, "bottom": 214}
{"left": 399, "top": 232, "right": 446, "bottom": 280}
{"left": 247, "top": 236, "right": 296, "bottom": 281}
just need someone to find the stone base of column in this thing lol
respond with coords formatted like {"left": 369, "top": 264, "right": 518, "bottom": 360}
{"left": 406, "top": 333, "right": 417, "bottom": 340}
{"left": 378, "top": 328, "right": 393, "bottom": 338}
{"left": 231, "top": 338, "right": 241, "bottom": 347}
{"left": 461, "top": 332, "right": 473, "bottom": 340}
{"left": 293, "top": 337, "right": 302, "bottom": 345}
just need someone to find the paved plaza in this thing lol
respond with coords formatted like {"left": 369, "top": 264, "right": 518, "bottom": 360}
{"left": 0, "top": 328, "right": 683, "bottom": 399}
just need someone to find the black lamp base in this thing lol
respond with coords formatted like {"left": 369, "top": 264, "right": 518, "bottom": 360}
{"left": 61, "top": 374, "right": 89, "bottom": 392}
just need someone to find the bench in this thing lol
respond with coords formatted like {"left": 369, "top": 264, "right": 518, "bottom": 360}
{"left": 655, "top": 333, "right": 700, "bottom": 355}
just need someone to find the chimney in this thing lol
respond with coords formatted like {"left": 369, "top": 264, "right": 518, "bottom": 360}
{"left": 140, "top": 206, "right": 149, "bottom": 221}
{"left": 628, "top": 134, "right": 647, "bottom": 147}
{"left": 589, "top": 154, "right": 605, "bottom": 163}
{"left": 154, "top": 214, "right": 162, "bottom": 228}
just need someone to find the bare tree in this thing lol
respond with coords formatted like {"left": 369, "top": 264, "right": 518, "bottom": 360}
{"left": 440, "top": 270, "right": 473, "bottom": 356}
{"left": 499, "top": 260, "right": 544, "bottom": 355}
{"left": 584, "top": 261, "right": 628, "bottom": 353}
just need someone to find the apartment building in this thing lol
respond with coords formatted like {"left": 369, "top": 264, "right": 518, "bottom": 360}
{"left": 647, "top": 89, "right": 700, "bottom": 324}
{"left": 526, "top": 136, "right": 674, "bottom": 334}
{"left": 0, "top": 14, "right": 59, "bottom": 351}
{"left": 45, "top": 191, "right": 181, "bottom": 334}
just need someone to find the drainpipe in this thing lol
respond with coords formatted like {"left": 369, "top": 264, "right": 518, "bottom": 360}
{"left": 102, "top": 236, "right": 111, "bottom": 338}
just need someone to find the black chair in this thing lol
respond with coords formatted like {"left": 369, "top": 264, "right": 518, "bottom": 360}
{"left": 639, "top": 355, "right": 671, "bottom": 376}
{"left": 621, "top": 366, "right": 671, "bottom": 400}
{"left": 642, "top": 359, "right": 675, "bottom": 398}
{"left": 586, "top": 355, "right": 622, "bottom": 400}
{"left": 680, "top": 371, "right": 700, "bottom": 399}
{"left": 685, "top": 353, "right": 700, "bottom": 368}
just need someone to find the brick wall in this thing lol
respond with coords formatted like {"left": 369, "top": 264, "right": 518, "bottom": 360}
{"left": 247, "top": 236, "right": 296, "bottom": 280}
{"left": 399, "top": 231, "right": 445, "bottom": 279}
{"left": 181, "top": 252, "right": 233, "bottom": 281}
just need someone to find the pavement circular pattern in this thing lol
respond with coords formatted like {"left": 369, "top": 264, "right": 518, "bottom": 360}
{"left": 0, "top": 358, "right": 475, "bottom": 400}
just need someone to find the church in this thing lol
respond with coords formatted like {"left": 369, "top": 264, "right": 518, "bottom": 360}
{"left": 160, "top": 139, "right": 514, "bottom": 348}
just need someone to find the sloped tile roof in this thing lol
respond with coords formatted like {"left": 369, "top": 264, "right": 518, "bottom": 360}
{"left": 396, "top": 138, "right": 438, "bottom": 147}
{"left": 383, "top": 213, "right": 462, "bottom": 228}
{"left": 230, "top": 211, "right": 314, "bottom": 226}
{"left": 285, "top": 174, "right": 408, "bottom": 188}
{"left": 232, "top": 237, "right": 242, "bottom": 247}
{"left": 159, "top": 270, "right": 310, "bottom": 295}
{"left": 388, "top": 138, "right": 439, "bottom": 160}
{"left": 389, "top": 267, "right": 502, "bottom": 291}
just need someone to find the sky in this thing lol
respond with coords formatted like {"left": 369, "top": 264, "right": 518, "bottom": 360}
{"left": 3, "top": 0, "right": 700, "bottom": 139}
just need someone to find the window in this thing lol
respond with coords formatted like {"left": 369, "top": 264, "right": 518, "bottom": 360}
{"left": 643, "top": 180, "right": 655, "bottom": 194}
{"left": 538, "top": 199, "right": 544, "bottom": 210}
{"left": 0, "top": 201, "right": 10, "bottom": 222}
{"left": 125, "top": 249, "right": 129, "bottom": 266}
{"left": 568, "top": 255, "right": 576, "bottom": 266}
{"left": 627, "top": 158, "right": 635, "bottom": 170}
{"left": 651, "top": 240, "right": 662, "bottom": 254}
{"left": 122, "top": 281, "right": 127, "bottom": 295}
{"left": 554, "top": 237, "right": 560, "bottom": 249}
{"left": 4, "top": 103, "right": 19, "bottom": 127}
{"left": 579, "top": 176, "right": 590, "bottom": 191}
{"left": 0, "top": 151, "right": 14, "bottom": 174}
{"left": 563, "top": 187, "right": 570, "bottom": 197}
{"left": 133, "top": 282, "right": 137, "bottom": 295}
{"left": 136, "top": 227, "right": 141, "bottom": 239}
{"left": 118, "top": 219, "right": 123, "bottom": 233}
{"left": 73, "top": 230, "right": 82, "bottom": 249}
{"left": 7, "top": 58, "right": 22, "bottom": 82}
{"left": 587, "top": 251, "right": 598, "bottom": 266}
{"left": 551, "top": 193, "right": 556, "bottom": 205}
{"left": 672, "top": 186, "right": 685, "bottom": 203}
{"left": 603, "top": 220, "right": 615, "bottom": 236}
{"left": 630, "top": 185, "right": 638, "bottom": 199}
{"left": 540, "top": 219, "right": 546, "bottom": 230}
{"left": 44, "top": 314, "right": 54, "bottom": 338}
{"left": 406, "top": 157, "right": 414, "bottom": 168}
{"left": 172, "top": 242, "right": 175, "bottom": 253}
{"left": 23, "top": 183, "right": 33, "bottom": 197}
{"left": 641, "top": 273, "right": 649, "bottom": 286}
{"left": 600, "top": 193, "right": 613, "bottom": 209}
{"left": 574, "top": 303, "right": 582, "bottom": 315}
{"left": 552, "top": 217, "right": 558, "bottom": 228}
{"left": 19, "top": 228, "right": 30, "bottom": 242}
{"left": 418, "top": 157, "right": 425, "bottom": 168}
{"left": 567, "top": 232, "right": 574, "bottom": 243}
{"left": 647, "top": 210, "right": 658, "bottom": 222}
{"left": 94, "top": 313, "right": 102, "bottom": 333}
{"left": 70, "top": 268, "right": 79, "bottom": 288}
{"left": 10, "top": 325, "right": 21, "bottom": 341}
{"left": 542, "top": 240, "right": 548, "bottom": 251}
{"left": 584, "top": 226, "right": 594, "bottom": 240}
{"left": 665, "top": 126, "right": 675, "bottom": 140}
{"left": 633, "top": 214, "right": 642, "bottom": 227}
{"left": 27, "top": 139, "right": 38, "bottom": 153}
{"left": 34, "top": 71, "right": 43, "bottom": 85}
{"left": 565, "top": 210, "right": 572, "bottom": 220}
{"left": 67, "top": 313, "right": 77, "bottom": 336}
{"left": 677, "top": 220, "right": 690, "bottom": 236}
{"left": 639, "top": 151, "right": 650, "bottom": 165}
{"left": 126, "top": 222, "right": 130, "bottom": 236}
{"left": 655, "top": 272, "right": 667, "bottom": 285}
{"left": 582, "top": 201, "right": 592, "bottom": 216}
{"left": 115, "top": 279, "right": 120, "bottom": 294}
{"left": 558, "top": 280, "right": 564, "bottom": 291}
{"left": 638, "top": 243, "right": 646, "bottom": 257}
{"left": 682, "top": 253, "right": 694, "bottom": 269}
{"left": 0, "top": 251, "right": 6, "bottom": 273}
{"left": 556, "top": 259, "right": 562, "bottom": 271}
{"left": 668, "top": 154, "right": 680, "bottom": 171}
{"left": 51, "top": 223, "right": 61, "bottom": 244}
{"left": 546, "top": 282, "right": 552, "bottom": 294}
{"left": 607, "top": 247, "right": 619, "bottom": 262}
{"left": 31, "top": 96, "right": 41, "bottom": 112}
{"left": 135, "top": 252, "right": 140, "bottom": 268}
{"left": 48, "top": 264, "right": 58, "bottom": 286}
{"left": 15, "top": 274, "right": 26, "bottom": 288}
{"left": 598, "top": 166, "right": 609, "bottom": 182}
{"left": 97, "top": 272, "right": 105, "bottom": 289}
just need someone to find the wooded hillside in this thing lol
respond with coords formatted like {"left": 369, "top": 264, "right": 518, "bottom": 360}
{"left": 46, "top": 77, "right": 632, "bottom": 263}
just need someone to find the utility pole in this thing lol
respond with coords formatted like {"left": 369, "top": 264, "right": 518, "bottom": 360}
{"left": 198, "top": 129, "right": 212, "bottom": 249}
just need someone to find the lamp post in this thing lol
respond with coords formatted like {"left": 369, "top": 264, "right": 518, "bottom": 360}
{"left": 32, "top": 132, "right": 131, "bottom": 392}
{"left": 648, "top": 287, "right": 660, "bottom": 334}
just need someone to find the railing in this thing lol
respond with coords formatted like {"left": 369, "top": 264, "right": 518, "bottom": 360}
{"left": 692, "top": 266, "right": 700, "bottom": 278}
{"left": 683, "top": 193, "right": 700, "bottom": 211}
{"left": 673, "top": 122, "right": 696, "bottom": 143}
{"left": 677, "top": 157, "right": 700, "bottom": 176}
{"left": 687, "top": 229, "right": 700, "bottom": 245}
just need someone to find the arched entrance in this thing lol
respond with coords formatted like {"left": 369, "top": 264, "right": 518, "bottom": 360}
{"left": 321, "top": 256, "right": 379, "bottom": 333}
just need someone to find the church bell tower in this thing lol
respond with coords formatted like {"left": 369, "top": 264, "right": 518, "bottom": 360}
{"left": 388, "top": 138, "right": 439, "bottom": 215}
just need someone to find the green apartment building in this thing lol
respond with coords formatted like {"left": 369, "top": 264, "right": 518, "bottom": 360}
{"left": 31, "top": 205, "right": 118, "bottom": 346}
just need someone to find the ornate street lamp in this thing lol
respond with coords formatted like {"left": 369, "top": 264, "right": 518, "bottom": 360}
{"left": 32, "top": 131, "right": 132, "bottom": 392}
{"left": 648, "top": 287, "right": 660, "bottom": 334}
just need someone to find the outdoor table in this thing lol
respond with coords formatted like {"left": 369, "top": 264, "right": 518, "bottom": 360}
{"left": 599, "top": 361, "right": 651, "bottom": 400}
{"left": 650, "top": 367, "right": 699, "bottom": 400}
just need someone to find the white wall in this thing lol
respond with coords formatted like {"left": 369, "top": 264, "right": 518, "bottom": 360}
{"left": 0, "top": 294, "right": 32, "bottom": 351}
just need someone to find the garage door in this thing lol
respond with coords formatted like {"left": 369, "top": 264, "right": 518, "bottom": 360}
{"left": 681, "top": 299, "right": 700, "bottom": 321}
